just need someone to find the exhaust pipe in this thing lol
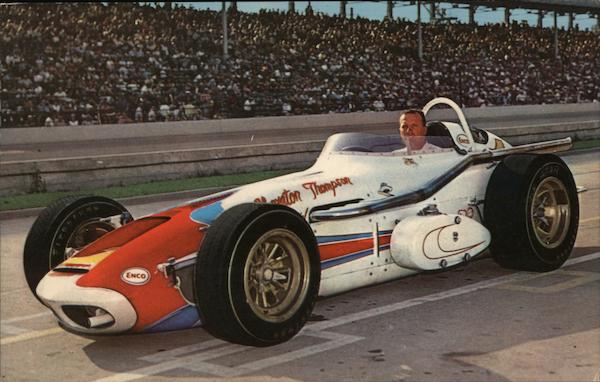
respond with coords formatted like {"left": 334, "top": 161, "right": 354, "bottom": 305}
{"left": 88, "top": 313, "right": 114, "bottom": 328}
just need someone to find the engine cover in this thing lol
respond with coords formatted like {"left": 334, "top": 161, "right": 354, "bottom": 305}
{"left": 390, "top": 214, "right": 490, "bottom": 270}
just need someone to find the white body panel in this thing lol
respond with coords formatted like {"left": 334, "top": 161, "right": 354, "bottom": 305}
{"left": 216, "top": 149, "right": 497, "bottom": 296}
{"left": 36, "top": 274, "right": 137, "bottom": 333}
{"left": 390, "top": 214, "right": 491, "bottom": 270}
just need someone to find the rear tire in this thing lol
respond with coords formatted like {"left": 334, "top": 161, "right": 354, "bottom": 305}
{"left": 484, "top": 154, "right": 579, "bottom": 271}
{"left": 23, "top": 196, "right": 130, "bottom": 301}
{"left": 194, "top": 203, "right": 320, "bottom": 346}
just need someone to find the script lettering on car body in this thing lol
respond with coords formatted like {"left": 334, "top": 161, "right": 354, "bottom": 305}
{"left": 302, "top": 177, "right": 353, "bottom": 200}
{"left": 254, "top": 189, "right": 303, "bottom": 206}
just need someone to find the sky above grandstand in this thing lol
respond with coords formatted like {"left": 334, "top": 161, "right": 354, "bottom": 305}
{"left": 168, "top": 1, "right": 597, "bottom": 30}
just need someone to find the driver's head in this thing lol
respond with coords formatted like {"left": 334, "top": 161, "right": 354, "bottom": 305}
{"left": 399, "top": 110, "right": 427, "bottom": 150}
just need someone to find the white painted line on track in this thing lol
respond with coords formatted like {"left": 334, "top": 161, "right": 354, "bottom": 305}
{"left": 1, "top": 311, "right": 53, "bottom": 336}
{"left": 580, "top": 216, "right": 600, "bottom": 224}
{"left": 229, "top": 331, "right": 363, "bottom": 377}
{"left": 95, "top": 343, "right": 248, "bottom": 382}
{"left": 1, "top": 311, "right": 51, "bottom": 324}
{"left": 138, "top": 339, "right": 227, "bottom": 363}
{"left": 91, "top": 251, "right": 600, "bottom": 381}
{"left": 307, "top": 251, "right": 600, "bottom": 332}
{"left": 0, "top": 325, "right": 30, "bottom": 335}
{"left": 0, "top": 327, "right": 62, "bottom": 346}
{"left": 95, "top": 330, "right": 363, "bottom": 381}
{"left": 565, "top": 252, "right": 600, "bottom": 266}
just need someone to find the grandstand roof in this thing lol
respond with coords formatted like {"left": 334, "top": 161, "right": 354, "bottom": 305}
{"left": 442, "top": 0, "right": 600, "bottom": 14}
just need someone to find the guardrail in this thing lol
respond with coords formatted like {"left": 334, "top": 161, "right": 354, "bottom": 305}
{"left": 1, "top": 103, "right": 598, "bottom": 196}
{"left": 2, "top": 102, "right": 599, "bottom": 145}
{"left": 0, "top": 141, "right": 326, "bottom": 196}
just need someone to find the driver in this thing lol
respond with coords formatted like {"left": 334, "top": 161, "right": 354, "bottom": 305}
{"left": 397, "top": 109, "right": 440, "bottom": 154}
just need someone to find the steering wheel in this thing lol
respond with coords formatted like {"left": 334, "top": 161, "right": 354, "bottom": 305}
{"left": 422, "top": 97, "right": 475, "bottom": 152}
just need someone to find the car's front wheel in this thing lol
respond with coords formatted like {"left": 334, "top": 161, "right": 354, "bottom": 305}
{"left": 23, "top": 196, "right": 131, "bottom": 302}
{"left": 194, "top": 203, "right": 320, "bottom": 346}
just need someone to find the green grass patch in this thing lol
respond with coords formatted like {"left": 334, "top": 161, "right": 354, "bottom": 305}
{"left": 2, "top": 139, "right": 598, "bottom": 212}
{"left": 0, "top": 169, "right": 296, "bottom": 212}
{"left": 573, "top": 138, "right": 600, "bottom": 151}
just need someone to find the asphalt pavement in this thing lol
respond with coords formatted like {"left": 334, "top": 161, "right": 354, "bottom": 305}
{"left": 1, "top": 150, "right": 598, "bottom": 382}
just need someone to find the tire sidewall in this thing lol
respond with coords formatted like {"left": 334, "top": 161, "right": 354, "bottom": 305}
{"left": 48, "top": 201, "right": 124, "bottom": 268}
{"left": 24, "top": 196, "right": 127, "bottom": 297}
{"left": 227, "top": 208, "right": 320, "bottom": 344}
{"left": 523, "top": 157, "right": 579, "bottom": 269}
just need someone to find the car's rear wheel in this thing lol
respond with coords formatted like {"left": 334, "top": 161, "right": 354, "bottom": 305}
{"left": 484, "top": 154, "right": 579, "bottom": 271}
{"left": 23, "top": 196, "right": 131, "bottom": 301}
{"left": 194, "top": 203, "right": 320, "bottom": 346}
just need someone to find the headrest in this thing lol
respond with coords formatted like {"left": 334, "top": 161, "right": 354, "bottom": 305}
{"left": 426, "top": 121, "right": 449, "bottom": 137}
{"left": 426, "top": 121, "right": 455, "bottom": 149}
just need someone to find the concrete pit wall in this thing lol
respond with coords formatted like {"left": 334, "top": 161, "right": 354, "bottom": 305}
{"left": 1, "top": 103, "right": 598, "bottom": 196}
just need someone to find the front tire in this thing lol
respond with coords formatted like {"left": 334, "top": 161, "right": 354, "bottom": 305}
{"left": 23, "top": 196, "right": 130, "bottom": 301}
{"left": 484, "top": 154, "right": 579, "bottom": 271}
{"left": 194, "top": 203, "right": 320, "bottom": 346}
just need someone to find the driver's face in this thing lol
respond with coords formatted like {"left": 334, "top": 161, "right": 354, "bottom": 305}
{"left": 399, "top": 113, "right": 426, "bottom": 138}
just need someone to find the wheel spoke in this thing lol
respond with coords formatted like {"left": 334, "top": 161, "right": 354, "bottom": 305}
{"left": 538, "top": 216, "right": 550, "bottom": 229}
{"left": 267, "top": 243, "right": 280, "bottom": 261}
{"left": 272, "top": 271, "right": 288, "bottom": 282}
{"left": 272, "top": 253, "right": 289, "bottom": 264}
{"left": 530, "top": 177, "right": 571, "bottom": 250}
{"left": 271, "top": 279, "right": 287, "bottom": 291}
{"left": 249, "top": 256, "right": 260, "bottom": 268}
{"left": 243, "top": 228, "right": 310, "bottom": 322}
{"left": 558, "top": 204, "right": 569, "bottom": 216}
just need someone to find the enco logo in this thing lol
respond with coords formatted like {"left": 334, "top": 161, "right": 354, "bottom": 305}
{"left": 456, "top": 134, "right": 470, "bottom": 145}
{"left": 121, "top": 267, "right": 150, "bottom": 285}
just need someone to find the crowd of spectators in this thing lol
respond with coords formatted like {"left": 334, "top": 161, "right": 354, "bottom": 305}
{"left": 1, "top": 3, "right": 599, "bottom": 128}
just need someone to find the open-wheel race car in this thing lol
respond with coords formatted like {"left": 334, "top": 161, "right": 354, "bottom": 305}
{"left": 24, "top": 98, "right": 579, "bottom": 346}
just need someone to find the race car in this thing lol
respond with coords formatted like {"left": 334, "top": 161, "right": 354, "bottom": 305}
{"left": 24, "top": 98, "right": 579, "bottom": 346}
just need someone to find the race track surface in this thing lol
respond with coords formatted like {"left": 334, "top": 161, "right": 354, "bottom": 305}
{"left": 1, "top": 150, "right": 599, "bottom": 382}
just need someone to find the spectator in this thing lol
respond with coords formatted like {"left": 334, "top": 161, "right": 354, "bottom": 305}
{"left": 44, "top": 116, "right": 54, "bottom": 127}
{"left": 148, "top": 107, "right": 157, "bottom": 122}
{"left": 1, "top": 3, "right": 598, "bottom": 128}
{"left": 67, "top": 114, "right": 78, "bottom": 126}
{"left": 135, "top": 106, "right": 143, "bottom": 122}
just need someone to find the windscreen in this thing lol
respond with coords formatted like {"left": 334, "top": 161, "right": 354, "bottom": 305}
{"left": 320, "top": 132, "right": 455, "bottom": 156}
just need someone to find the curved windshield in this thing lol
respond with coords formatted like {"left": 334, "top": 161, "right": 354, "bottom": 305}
{"left": 320, "top": 132, "right": 455, "bottom": 155}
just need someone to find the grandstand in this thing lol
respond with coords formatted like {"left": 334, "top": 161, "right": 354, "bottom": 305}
{"left": 1, "top": 2, "right": 598, "bottom": 128}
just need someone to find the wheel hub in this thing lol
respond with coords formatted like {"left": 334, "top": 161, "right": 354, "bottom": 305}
{"left": 243, "top": 229, "right": 310, "bottom": 323}
{"left": 530, "top": 176, "right": 571, "bottom": 249}
{"left": 262, "top": 268, "right": 274, "bottom": 282}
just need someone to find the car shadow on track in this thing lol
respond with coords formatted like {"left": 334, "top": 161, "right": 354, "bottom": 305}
{"left": 79, "top": 246, "right": 600, "bottom": 381}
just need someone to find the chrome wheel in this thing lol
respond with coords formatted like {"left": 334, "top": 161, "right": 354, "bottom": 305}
{"left": 243, "top": 228, "right": 310, "bottom": 323}
{"left": 530, "top": 177, "right": 571, "bottom": 249}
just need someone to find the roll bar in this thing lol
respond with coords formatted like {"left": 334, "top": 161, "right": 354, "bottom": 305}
{"left": 422, "top": 97, "right": 475, "bottom": 152}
